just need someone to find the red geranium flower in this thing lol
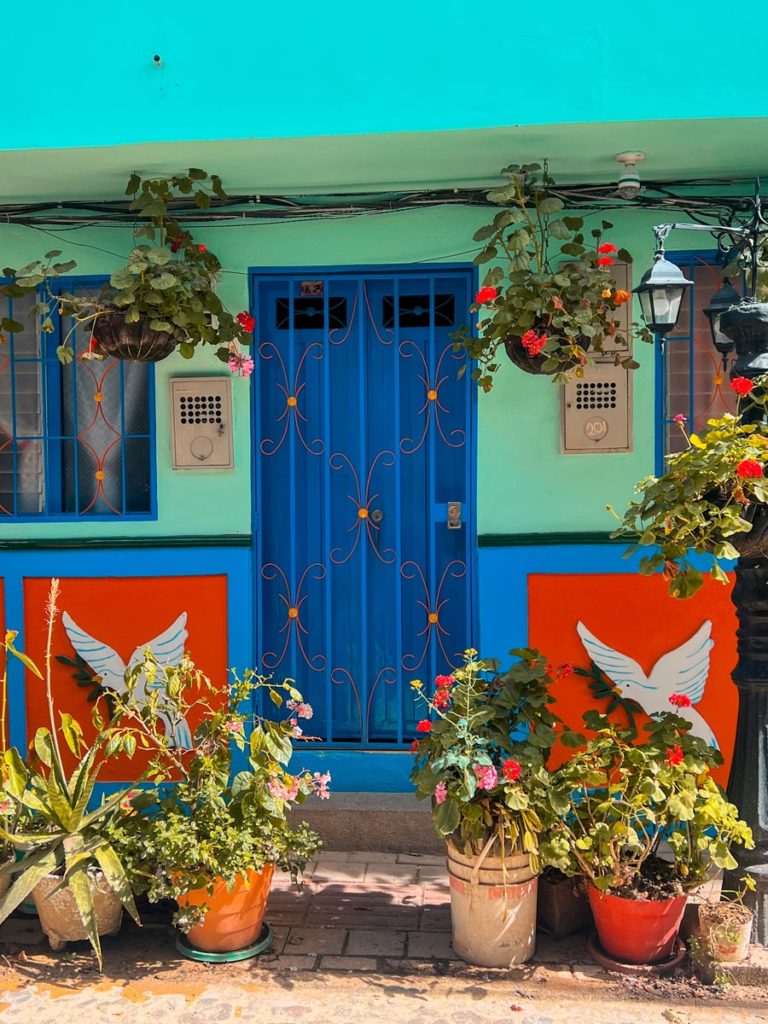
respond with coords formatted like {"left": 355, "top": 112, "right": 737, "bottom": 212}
{"left": 433, "top": 689, "right": 451, "bottom": 710}
{"left": 502, "top": 758, "right": 522, "bottom": 783}
{"left": 555, "top": 663, "right": 574, "bottom": 681}
{"left": 597, "top": 256, "right": 615, "bottom": 266}
{"left": 737, "top": 459, "right": 763, "bottom": 479}
{"left": 435, "top": 674, "right": 455, "bottom": 689}
{"left": 598, "top": 243, "right": 618, "bottom": 254}
{"left": 475, "top": 286, "right": 499, "bottom": 305}
{"left": 416, "top": 719, "right": 432, "bottom": 733}
{"left": 236, "top": 311, "right": 256, "bottom": 332}
{"left": 198, "top": 244, "right": 207, "bottom": 253}
{"left": 666, "top": 745, "right": 684, "bottom": 767}
{"left": 521, "top": 330, "right": 547, "bottom": 356}
{"left": 731, "top": 377, "right": 754, "bottom": 396}
{"left": 669, "top": 693, "right": 693, "bottom": 708}
{"left": 409, "top": 739, "right": 420, "bottom": 753}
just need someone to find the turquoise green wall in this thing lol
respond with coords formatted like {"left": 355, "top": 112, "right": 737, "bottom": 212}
{"left": 0, "top": 205, "right": 715, "bottom": 539}
{"left": 5, "top": 2, "right": 766, "bottom": 150}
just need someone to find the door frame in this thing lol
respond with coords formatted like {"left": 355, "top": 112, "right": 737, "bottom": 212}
{"left": 248, "top": 262, "right": 479, "bottom": 758}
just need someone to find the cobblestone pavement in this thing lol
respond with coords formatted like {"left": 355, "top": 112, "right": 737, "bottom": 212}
{"left": 1, "top": 852, "right": 767, "bottom": 1023}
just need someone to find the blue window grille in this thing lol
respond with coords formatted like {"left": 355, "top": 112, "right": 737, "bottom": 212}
{"left": 656, "top": 250, "right": 738, "bottom": 473}
{"left": 0, "top": 278, "right": 156, "bottom": 520}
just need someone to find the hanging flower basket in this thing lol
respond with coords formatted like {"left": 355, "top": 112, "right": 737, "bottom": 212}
{"left": 92, "top": 312, "right": 177, "bottom": 362}
{"left": 503, "top": 330, "right": 590, "bottom": 377}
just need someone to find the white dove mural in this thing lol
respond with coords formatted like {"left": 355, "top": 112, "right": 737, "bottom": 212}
{"left": 576, "top": 620, "right": 719, "bottom": 749}
{"left": 62, "top": 611, "right": 192, "bottom": 748}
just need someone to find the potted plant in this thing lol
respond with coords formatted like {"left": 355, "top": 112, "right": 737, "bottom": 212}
{"left": 409, "top": 649, "right": 582, "bottom": 966}
{"left": 697, "top": 875, "right": 755, "bottom": 964}
{"left": 451, "top": 162, "right": 652, "bottom": 389}
{"left": 611, "top": 375, "right": 768, "bottom": 598}
{"left": 0, "top": 580, "right": 143, "bottom": 966}
{"left": 0, "top": 169, "right": 254, "bottom": 368}
{"left": 108, "top": 654, "right": 325, "bottom": 961}
{"left": 541, "top": 710, "right": 754, "bottom": 965}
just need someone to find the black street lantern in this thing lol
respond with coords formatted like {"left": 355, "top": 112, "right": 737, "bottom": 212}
{"left": 632, "top": 255, "right": 692, "bottom": 334}
{"left": 702, "top": 278, "right": 741, "bottom": 364}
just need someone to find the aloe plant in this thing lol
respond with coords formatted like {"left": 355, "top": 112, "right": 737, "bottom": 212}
{"left": 0, "top": 580, "right": 142, "bottom": 967}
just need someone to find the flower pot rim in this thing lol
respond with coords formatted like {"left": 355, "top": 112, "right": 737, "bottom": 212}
{"left": 587, "top": 881, "right": 686, "bottom": 904}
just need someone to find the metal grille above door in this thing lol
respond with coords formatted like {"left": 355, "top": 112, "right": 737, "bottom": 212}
{"left": 252, "top": 268, "right": 475, "bottom": 748}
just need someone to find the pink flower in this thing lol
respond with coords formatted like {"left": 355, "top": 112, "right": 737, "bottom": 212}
{"left": 268, "top": 777, "right": 299, "bottom": 802}
{"left": 120, "top": 789, "right": 139, "bottom": 812}
{"left": 434, "top": 781, "right": 447, "bottom": 805}
{"left": 289, "top": 718, "right": 303, "bottom": 738}
{"left": 224, "top": 719, "right": 244, "bottom": 733}
{"left": 228, "top": 353, "right": 255, "bottom": 378}
{"left": 312, "top": 771, "right": 331, "bottom": 799}
{"left": 473, "top": 764, "right": 498, "bottom": 791}
{"left": 287, "top": 699, "right": 314, "bottom": 720}
{"left": 673, "top": 413, "right": 687, "bottom": 425}
{"left": 669, "top": 693, "right": 693, "bottom": 708}
{"left": 0, "top": 796, "right": 14, "bottom": 816}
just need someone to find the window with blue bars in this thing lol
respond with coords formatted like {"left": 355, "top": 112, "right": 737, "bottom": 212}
{"left": 0, "top": 279, "right": 155, "bottom": 520}
{"left": 656, "top": 251, "right": 738, "bottom": 473}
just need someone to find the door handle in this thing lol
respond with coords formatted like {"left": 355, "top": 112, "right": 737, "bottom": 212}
{"left": 446, "top": 502, "right": 462, "bottom": 530}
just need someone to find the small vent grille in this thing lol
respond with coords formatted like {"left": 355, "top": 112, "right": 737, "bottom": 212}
{"left": 178, "top": 394, "right": 223, "bottom": 425}
{"left": 276, "top": 297, "right": 347, "bottom": 330}
{"left": 382, "top": 293, "right": 455, "bottom": 328}
{"left": 575, "top": 381, "right": 618, "bottom": 410}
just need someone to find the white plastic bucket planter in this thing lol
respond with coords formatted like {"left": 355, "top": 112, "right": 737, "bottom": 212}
{"left": 447, "top": 839, "right": 538, "bottom": 967}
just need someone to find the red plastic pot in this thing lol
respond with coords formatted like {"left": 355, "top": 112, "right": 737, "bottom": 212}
{"left": 587, "top": 884, "right": 687, "bottom": 964}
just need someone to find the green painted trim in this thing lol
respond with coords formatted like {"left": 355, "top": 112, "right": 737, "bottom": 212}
{"left": 477, "top": 532, "right": 624, "bottom": 548}
{"left": 0, "top": 535, "right": 252, "bottom": 551}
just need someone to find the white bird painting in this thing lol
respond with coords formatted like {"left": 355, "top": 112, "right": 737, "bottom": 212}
{"left": 576, "top": 620, "right": 719, "bottom": 749}
{"left": 62, "top": 610, "right": 192, "bottom": 748}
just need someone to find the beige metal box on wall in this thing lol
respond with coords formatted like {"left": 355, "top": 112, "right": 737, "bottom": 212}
{"left": 560, "top": 365, "right": 632, "bottom": 454}
{"left": 169, "top": 377, "right": 234, "bottom": 470}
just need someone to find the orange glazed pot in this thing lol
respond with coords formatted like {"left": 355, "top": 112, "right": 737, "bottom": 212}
{"left": 177, "top": 865, "right": 275, "bottom": 954}
{"left": 587, "top": 885, "right": 687, "bottom": 964}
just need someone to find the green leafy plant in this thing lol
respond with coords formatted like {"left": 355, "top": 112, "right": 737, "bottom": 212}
{"left": 452, "top": 162, "right": 652, "bottom": 389}
{"left": 541, "top": 710, "right": 754, "bottom": 896}
{"left": 0, "top": 169, "right": 253, "bottom": 365}
{"left": 697, "top": 874, "right": 755, "bottom": 964}
{"left": 107, "top": 655, "right": 325, "bottom": 931}
{"left": 0, "top": 580, "right": 143, "bottom": 967}
{"left": 409, "top": 649, "right": 583, "bottom": 868}
{"left": 611, "top": 376, "right": 768, "bottom": 598}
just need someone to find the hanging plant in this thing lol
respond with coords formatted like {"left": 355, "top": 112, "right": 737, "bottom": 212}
{"left": 610, "top": 376, "right": 768, "bottom": 598}
{"left": 452, "top": 163, "right": 653, "bottom": 390}
{"left": 0, "top": 169, "right": 254, "bottom": 367}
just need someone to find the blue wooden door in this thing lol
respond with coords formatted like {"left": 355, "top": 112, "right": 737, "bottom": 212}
{"left": 253, "top": 267, "right": 475, "bottom": 747}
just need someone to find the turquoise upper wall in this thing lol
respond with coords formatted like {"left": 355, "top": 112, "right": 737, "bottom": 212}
{"left": 6, "top": 1, "right": 767, "bottom": 150}
{"left": 0, "top": 203, "right": 715, "bottom": 541}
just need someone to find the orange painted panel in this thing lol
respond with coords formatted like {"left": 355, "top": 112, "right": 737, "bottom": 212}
{"left": 528, "top": 573, "right": 738, "bottom": 788}
{"left": 22, "top": 576, "right": 228, "bottom": 782}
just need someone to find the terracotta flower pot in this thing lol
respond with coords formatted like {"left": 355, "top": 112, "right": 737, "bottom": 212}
{"left": 33, "top": 871, "right": 123, "bottom": 951}
{"left": 176, "top": 865, "right": 274, "bottom": 954}
{"left": 587, "top": 884, "right": 687, "bottom": 964}
{"left": 93, "top": 312, "right": 177, "bottom": 362}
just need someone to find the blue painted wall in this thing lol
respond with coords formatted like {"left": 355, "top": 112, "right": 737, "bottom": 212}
{"left": 5, "top": 1, "right": 766, "bottom": 150}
